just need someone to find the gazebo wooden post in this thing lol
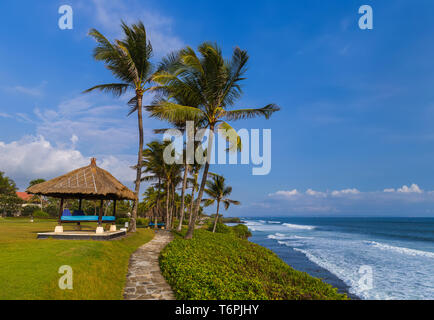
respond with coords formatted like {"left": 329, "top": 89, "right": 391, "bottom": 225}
{"left": 96, "top": 199, "right": 104, "bottom": 234}
{"left": 77, "top": 198, "right": 83, "bottom": 228}
{"left": 55, "top": 198, "right": 64, "bottom": 233}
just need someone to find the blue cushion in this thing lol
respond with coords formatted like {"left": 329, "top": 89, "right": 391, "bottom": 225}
{"left": 62, "top": 209, "right": 72, "bottom": 216}
{"left": 72, "top": 210, "right": 84, "bottom": 216}
{"left": 61, "top": 216, "right": 115, "bottom": 222}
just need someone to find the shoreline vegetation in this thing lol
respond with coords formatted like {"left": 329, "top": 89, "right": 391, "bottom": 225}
{"left": 159, "top": 223, "right": 347, "bottom": 300}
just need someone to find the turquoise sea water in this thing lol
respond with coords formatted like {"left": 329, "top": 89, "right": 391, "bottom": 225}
{"left": 242, "top": 217, "right": 434, "bottom": 300}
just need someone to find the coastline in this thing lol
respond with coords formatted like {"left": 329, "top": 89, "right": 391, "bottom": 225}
{"left": 248, "top": 233, "right": 360, "bottom": 300}
{"left": 226, "top": 221, "right": 357, "bottom": 299}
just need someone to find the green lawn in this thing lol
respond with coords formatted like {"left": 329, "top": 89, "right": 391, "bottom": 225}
{"left": 0, "top": 217, "right": 154, "bottom": 300}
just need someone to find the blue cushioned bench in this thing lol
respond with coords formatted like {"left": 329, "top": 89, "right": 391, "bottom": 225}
{"left": 61, "top": 216, "right": 116, "bottom": 223}
{"left": 149, "top": 222, "right": 166, "bottom": 227}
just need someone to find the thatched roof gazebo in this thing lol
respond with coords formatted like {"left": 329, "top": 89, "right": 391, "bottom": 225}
{"left": 27, "top": 158, "right": 137, "bottom": 235}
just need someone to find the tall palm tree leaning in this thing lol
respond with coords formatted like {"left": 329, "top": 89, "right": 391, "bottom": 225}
{"left": 84, "top": 21, "right": 153, "bottom": 232}
{"left": 203, "top": 174, "right": 240, "bottom": 233}
{"left": 150, "top": 42, "right": 280, "bottom": 239}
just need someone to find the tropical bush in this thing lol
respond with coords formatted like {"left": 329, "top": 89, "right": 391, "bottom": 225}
{"left": 160, "top": 229, "right": 347, "bottom": 300}
{"left": 207, "top": 222, "right": 231, "bottom": 234}
{"left": 32, "top": 210, "right": 49, "bottom": 218}
{"left": 136, "top": 218, "right": 149, "bottom": 226}
{"left": 21, "top": 205, "right": 40, "bottom": 217}
{"left": 221, "top": 217, "right": 243, "bottom": 224}
{"left": 231, "top": 224, "right": 252, "bottom": 240}
{"left": 116, "top": 218, "right": 130, "bottom": 225}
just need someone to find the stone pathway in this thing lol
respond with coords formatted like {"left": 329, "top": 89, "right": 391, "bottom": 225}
{"left": 123, "top": 230, "right": 175, "bottom": 300}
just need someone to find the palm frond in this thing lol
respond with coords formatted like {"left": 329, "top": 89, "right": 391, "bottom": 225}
{"left": 217, "top": 121, "right": 242, "bottom": 152}
{"left": 146, "top": 102, "right": 205, "bottom": 123}
{"left": 83, "top": 83, "right": 130, "bottom": 96}
{"left": 224, "top": 104, "right": 280, "bottom": 121}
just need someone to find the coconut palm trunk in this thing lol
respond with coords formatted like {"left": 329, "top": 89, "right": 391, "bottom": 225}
{"left": 130, "top": 91, "right": 144, "bottom": 232}
{"left": 84, "top": 22, "right": 154, "bottom": 233}
{"left": 177, "top": 165, "right": 189, "bottom": 231}
{"left": 155, "top": 180, "right": 161, "bottom": 229}
{"left": 188, "top": 172, "right": 198, "bottom": 225}
{"left": 165, "top": 181, "right": 170, "bottom": 229}
{"left": 185, "top": 129, "right": 214, "bottom": 239}
{"left": 212, "top": 200, "right": 221, "bottom": 233}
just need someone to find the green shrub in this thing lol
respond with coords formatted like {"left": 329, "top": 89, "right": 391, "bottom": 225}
{"left": 160, "top": 229, "right": 347, "bottom": 300}
{"left": 231, "top": 224, "right": 252, "bottom": 240}
{"left": 136, "top": 218, "right": 149, "bottom": 226}
{"left": 32, "top": 210, "right": 49, "bottom": 218}
{"left": 21, "top": 205, "right": 39, "bottom": 217}
{"left": 222, "top": 217, "right": 242, "bottom": 223}
{"left": 207, "top": 222, "right": 232, "bottom": 234}
{"left": 116, "top": 218, "right": 130, "bottom": 225}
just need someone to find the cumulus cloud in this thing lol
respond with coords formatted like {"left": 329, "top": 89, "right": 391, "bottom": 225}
{"left": 331, "top": 188, "right": 360, "bottom": 197}
{"left": 260, "top": 185, "right": 434, "bottom": 216}
{"left": 383, "top": 184, "right": 423, "bottom": 194}
{"left": 269, "top": 190, "right": 299, "bottom": 198}
{"left": 33, "top": 95, "right": 152, "bottom": 154}
{"left": 0, "top": 136, "right": 135, "bottom": 190}
{"left": 306, "top": 189, "right": 326, "bottom": 197}
{"left": 397, "top": 184, "right": 423, "bottom": 193}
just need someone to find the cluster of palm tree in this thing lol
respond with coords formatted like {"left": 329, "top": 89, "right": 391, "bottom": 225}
{"left": 139, "top": 143, "right": 240, "bottom": 234}
{"left": 85, "top": 21, "right": 279, "bottom": 238}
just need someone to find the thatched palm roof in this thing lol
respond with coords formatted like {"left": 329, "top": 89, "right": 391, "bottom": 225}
{"left": 26, "top": 158, "right": 137, "bottom": 200}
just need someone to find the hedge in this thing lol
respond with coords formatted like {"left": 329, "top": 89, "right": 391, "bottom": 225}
{"left": 159, "top": 229, "right": 347, "bottom": 300}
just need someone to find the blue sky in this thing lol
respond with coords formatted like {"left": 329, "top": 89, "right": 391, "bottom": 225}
{"left": 1, "top": 0, "right": 434, "bottom": 216}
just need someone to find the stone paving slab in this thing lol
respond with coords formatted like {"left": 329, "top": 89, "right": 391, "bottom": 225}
{"left": 123, "top": 230, "right": 175, "bottom": 300}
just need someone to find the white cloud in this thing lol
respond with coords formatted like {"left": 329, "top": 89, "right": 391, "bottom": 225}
{"left": 306, "top": 189, "right": 326, "bottom": 197}
{"left": 270, "top": 190, "right": 299, "bottom": 198}
{"left": 397, "top": 184, "right": 423, "bottom": 194}
{"left": 70, "top": 134, "right": 79, "bottom": 146}
{"left": 3, "top": 81, "right": 47, "bottom": 97}
{"left": 0, "top": 136, "right": 136, "bottom": 190}
{"left": 260, "top": 185, "right": 434, "bottom": 216}
{"left": 0, "top": 112, "right": 11, "bottom": 118}
{"left": 86, "top": 0, "right": 184, "bottom": 56}
{"left": 33, "top": 95, "right": 152, "bottom": 154}
{"left": 331, "top": 188, "right": 360, "bottom": 197}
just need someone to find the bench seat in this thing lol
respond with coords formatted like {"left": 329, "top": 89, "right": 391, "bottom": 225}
{"left": 149, "top": 222, "right": 166, "bottom": 226}
{"left": 61, "top": 216, "right": 116, "bottom": 222}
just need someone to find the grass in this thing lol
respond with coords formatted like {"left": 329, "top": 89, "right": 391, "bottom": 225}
{"left": 160, "top": 228, "right": 347, "bottom": 300}
{"left": 0, "top": 217, "right": 154, "bottom": 300}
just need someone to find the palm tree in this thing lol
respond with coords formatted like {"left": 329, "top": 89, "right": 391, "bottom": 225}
{"left": 150, "top": 42, "right": 280, "bottom": 239}
{"left": 84, "top": 21, "right": 153, "bottom": 232}
{"left": 141, "top": 140, "right": 182, "bottom": 230}
{"left": 142, "top": 141, "right": 167, "bottom": 228}
{"left": 202, "top": 174, "right": 240, "bottom": 233}
{"left": 28, "top": 179, "right": 46, "bottom": 210}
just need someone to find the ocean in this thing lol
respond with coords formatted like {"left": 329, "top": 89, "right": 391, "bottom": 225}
{"left": 240, "top": 217, "right": 434, "bottom": 300}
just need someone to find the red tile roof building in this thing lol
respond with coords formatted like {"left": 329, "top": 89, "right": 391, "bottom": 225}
{"left": 16, "top": 192, "right": 33, "bottom": 202}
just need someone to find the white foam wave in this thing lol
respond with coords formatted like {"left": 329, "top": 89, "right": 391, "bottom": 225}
{"left": 283, "top": 223, "right": 316, "bottom": 230}
{"left": 268, "top": 233, "right": 313, "bottom": 241}
{"left": 365, "top": 241, "right": 434, "bottom": 259}
{"left": 267, "top": 221, "right": 281, "bottom": 224}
